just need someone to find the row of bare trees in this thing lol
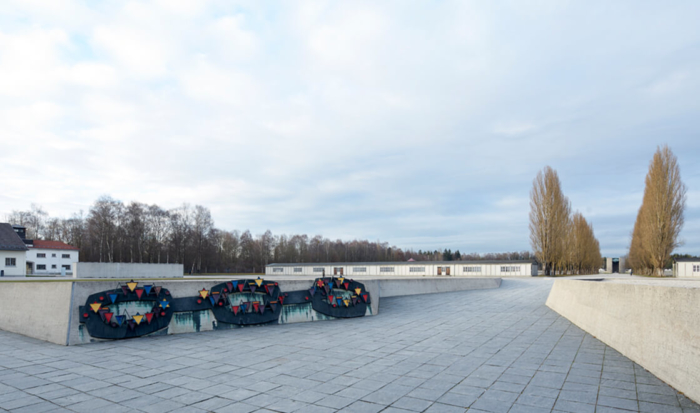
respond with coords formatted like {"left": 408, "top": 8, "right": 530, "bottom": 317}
{"left": 529, "top": 166, "right": 602, "bottom": 275}
{"left": 6, "top": 196, "right": 533, "bottom": 274}
{"left": 628, "top": 146, "right": 687, "bottom": 276}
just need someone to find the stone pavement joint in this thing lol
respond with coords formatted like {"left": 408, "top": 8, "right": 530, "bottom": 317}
{"left": 0, "top": 278, "right": 697, "bottom": 412}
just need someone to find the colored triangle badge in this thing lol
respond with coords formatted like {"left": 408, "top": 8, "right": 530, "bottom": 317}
{"left": 232, "top": 305, "right": 240, "bottom": 315}
{"left": 278, "top": 295, "right": 285, "bottom": 305}
{"left": 362, "top": 293, "right": 369, "bottom": 303}
{"left": 338, "top": 277, "right": 345, "bottom": 284}
{"left": 328, "top": 295, "right": 335, "bottom": 305}
{"left": 343, "top": 299, "right": 350, "bottom": 307}
{"left": 252, "top": 302, "right": 260, "bottom": 312}
{"left": 109, "top": 293, "right": 118, "bottom": 304}
{"left": 309, "top": 287, "right": 316, "bottom": 297}
{"left": 115, "top": 315, "right": 125, "bottom": 326}
{"left": 226, "top": 282, "right": 233, "bottom": 292}
{"left": 90, "top": 302, "right": 102, "bottom": 313}
{"left": 127, "top": 280, "right": 138, "bottom": 292}
{"left": 354, "top": 288, "right": 362, "bottom": 296}
{"left": 104, "top": 312, "right": 113, "bottom": 324}
{"left": 145, "top": 313, "right": 154, "bottom": 324}
{"left": 249, "top": 284, "right": 257, "bottom": 293}
{"left": 121, "top": 286, "right": 130, "bottom": 295}
{"left": 352, "top": 296, "right": 359, "bottom": 305}
{"left": 159, "top": 299, "right": 169, "bottom": 308}
{"left": 135, "top": 289, "right": 144, "bottom": 299}
{"left": 209, "top": 295, "right": 216, "bottom": 306}
{"left": 143, "top": 285, "right": 153, "bottom": 295}
{"left": 343, "top": 282, "right": 350, "bottom": 290}
{"left": 199, "top": 289, "right": 209, "bottom": 299}
{"left": 128, "top": 320, "right": 136, "bottom": 330}
{"left": 269, "top": 301, "right": 277, "bottom": 311}
{"left": 133, "top": 313, "right": 144, "bottom": 325}
{"left": 154, "top": 286, "right": 162, "bottom": 296}
{"left": 255, "top": 278, "right": 263, "bottom": 287}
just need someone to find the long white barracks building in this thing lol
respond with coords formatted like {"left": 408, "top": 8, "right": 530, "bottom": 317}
{"left": 266, "top": 260, "right": 538, "bottom": 277}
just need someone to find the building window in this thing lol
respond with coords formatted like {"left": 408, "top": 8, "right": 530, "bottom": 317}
{"left": 5, "top": 258, "right": 16, "bottom": 267}
{"left": 62, "top": 254, "right": 70, "bottom": 259}
{"left": 313, "top": 267, "right": 324, "bottom": 272}
{"left": 464, "top": 266, "right": 481, "bottom": 272}
{"left": 52, "top": 265, "right": 57, "bottom": 269}
{"left": 500, "top": 266, "right": 520, "bottom": 272}
{"left": 37, "top": 264, "right": 46, "bottom": 270}
{"left": 353, "top": 267, "right": 367, "bottom": 273}
{"left": 52, "top": 253, "right": 56, "bottom": 257}
{"left": 293, "top": 267, "right": 302, "bottom": 273}
{"left": 380, "top": 267, "right": 394, "bottom": 273}
{"left": 272, "top": 268, "right": 283, "bottom": 273}
{"left": 694, "top": 265, "right": 700, "bottom": 272}
{"left": 62, "top": 265, "right": 71, "bottom": 270}
{"left": 37, "top": 253, "right": 46, "bottom": 258}
{"left": 409, "top": 267, "right": 425, "bottom": 272}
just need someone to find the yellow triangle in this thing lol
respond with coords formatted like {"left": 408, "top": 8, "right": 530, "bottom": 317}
{"left": 343, "top": 299, "right": 350, "bottom": 307}
{"left": 199, "top": 289, "right": 209, "bottom": 299}
{"left": 255, "top": 279, "right": 263, "bottom": 287}
{"left": 127, "top": 281, "right": 138, "bottom": 292}
{"left": 90, "top": 303, "right": 102, "bottom": 313}
{"left": 338, "top": 277, "right": 345, "bottom": 284}
{"left": 133, "top": 314, "right": 144, "bottom": 325}
{"left": 354, "top": 288, "right": 361, "bottom": 295}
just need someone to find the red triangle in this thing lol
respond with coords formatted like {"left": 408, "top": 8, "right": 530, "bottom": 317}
{"left": 232, "top": 305, "right": 240, "bottom": 315}
{"left": 135, "top": 289, "right": 144, "bottom": 299}
{"left": 104, "top": 313, "right": 113, "bottom": 323}
{"left": 343, "top": 282, "right": 349, "bottom": 290}
{"left": 237, "top": 283, "right": 245, "bottom": 292}
{"left": 145, "top": 313, "right": 154, "bottom": 324}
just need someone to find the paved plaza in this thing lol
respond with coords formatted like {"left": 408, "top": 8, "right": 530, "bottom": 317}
{"left": 0, "top": 278, "right": 697, "bottom": 413}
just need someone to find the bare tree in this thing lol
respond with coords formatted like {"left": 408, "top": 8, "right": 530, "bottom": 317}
{"left": 529, "top": 166, "right": 571, "bottom": 275}
{"left": 629, "top": 145, "right": 687, "bottom": 276}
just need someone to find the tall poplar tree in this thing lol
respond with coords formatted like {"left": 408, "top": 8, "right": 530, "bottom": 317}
{"left": 629, "top": 145, "right": 686, "bottom": 276}
{"left": 529, "top": 166, "right": 571, "bottom": 275}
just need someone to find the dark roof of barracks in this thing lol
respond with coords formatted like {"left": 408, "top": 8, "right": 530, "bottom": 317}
{"left": 267, "top": 260, "right": 537, "bottom": 267}
{"left": 0, "top": 223, "right": 29, "bottom": 251}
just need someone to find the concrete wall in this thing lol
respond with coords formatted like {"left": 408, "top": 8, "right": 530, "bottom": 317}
{"left": 378, "top": 277, "right": 501, "bottom": 297}
{"left": 546, "top": 279, "right": 700, "bottom": 403}
{"left": 0, "top": 282, "right": 73, "bottom": 344}
{"left": 74, "top": 262, "right": 184, "bottom": 279}
{"left": 0, "top": 250, "right": 26, "bottom": 277}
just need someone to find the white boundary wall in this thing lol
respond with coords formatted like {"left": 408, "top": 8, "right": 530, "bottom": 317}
{"left": 266, "top": 261, "right": 537, "bottom": 277}
{"left": 74, "top": 262, "right": 184, "bottom": 279}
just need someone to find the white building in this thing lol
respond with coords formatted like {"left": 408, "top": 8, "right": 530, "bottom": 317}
{"left": 26, "top": 240, "right": 79, "bottom": 275}
{"left": 266, "top": 260, "right": 538, "bottom": 277}
{"left": 672, "top": 258, "right": 700, "bottom": 278}
{"left": 0, "top": 223, "right": 28, "bottom": 277}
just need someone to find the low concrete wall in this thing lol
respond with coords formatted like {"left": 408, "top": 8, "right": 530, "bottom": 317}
{"left": 546, "top": 279, "right": 700, "bottom": 403}
{"left": 0, "top": 282, "right": 73, "bottom": 345}
{"left": 0, "top": 276, "right": 500, "bottom": 345}
{"left": 74, "top": 262, "right": 183, "bottom": 279}
{"left": 378, "top": 277, "right": 501, "bottom": 297}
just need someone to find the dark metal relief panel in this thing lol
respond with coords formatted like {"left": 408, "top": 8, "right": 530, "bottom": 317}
{"left": 79, "top": 277, "right": 371, "bottom": 340}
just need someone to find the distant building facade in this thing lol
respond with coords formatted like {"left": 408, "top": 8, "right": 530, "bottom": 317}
{"left": 672, "top": 258, "right": 700, "bottom": 278}
{"left": 26, "top": 240, "right": 79, "bottom": 275}
{"left": 266, "top": 260, "right": 538, "bottom": 277}
{"left": 605, "top": 257, "right": 627, "bottom": 273}
{"left": 0, "top": 223, "right": 28, "bottom": 277}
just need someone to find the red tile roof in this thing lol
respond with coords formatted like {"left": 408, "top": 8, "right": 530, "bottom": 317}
{"left": 32, "top": 240, "right": 79, "bottom": 251}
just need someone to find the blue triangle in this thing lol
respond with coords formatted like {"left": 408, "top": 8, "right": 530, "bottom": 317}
{"left": 143, "top": 285, "right": 153, "bottom": 295}
{"left": 209, "top": 296, "right": 216, "bottom": 305}
{"left": 109, "top": 294, "right": 118, "bottom": 304}
{"left": 232, "top": 281, "right": 238, "bottom": 289}
{"left": 159, "top": 300, "right": 169, "bottom": 308}
{"left": 115, "top": 315, "right": 125, "bottom": 326}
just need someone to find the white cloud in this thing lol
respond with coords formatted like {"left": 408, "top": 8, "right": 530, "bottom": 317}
{"left": 1, "top": 0, "right": 700, "bottom": 256}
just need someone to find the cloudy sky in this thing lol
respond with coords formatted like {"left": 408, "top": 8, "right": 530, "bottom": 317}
{"left": 1, "top": 1, "right": 699, "bottom": 257}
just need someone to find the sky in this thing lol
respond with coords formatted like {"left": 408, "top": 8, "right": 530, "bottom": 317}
{"left": 1, "top": 1, "right": 699, "bottom": 257}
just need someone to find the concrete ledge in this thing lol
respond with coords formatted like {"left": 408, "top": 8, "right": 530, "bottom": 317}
{"left": 0, "top": 276, "right": 501, "bottom": 345}
{"left": 546, "top": 279, "right": 700, "bottom": 403}
{"left": 74, "top": 262, "right": 183, "bottom": 279}
{"left": 378, "top": 277, "right": 501, "bottom": 297}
